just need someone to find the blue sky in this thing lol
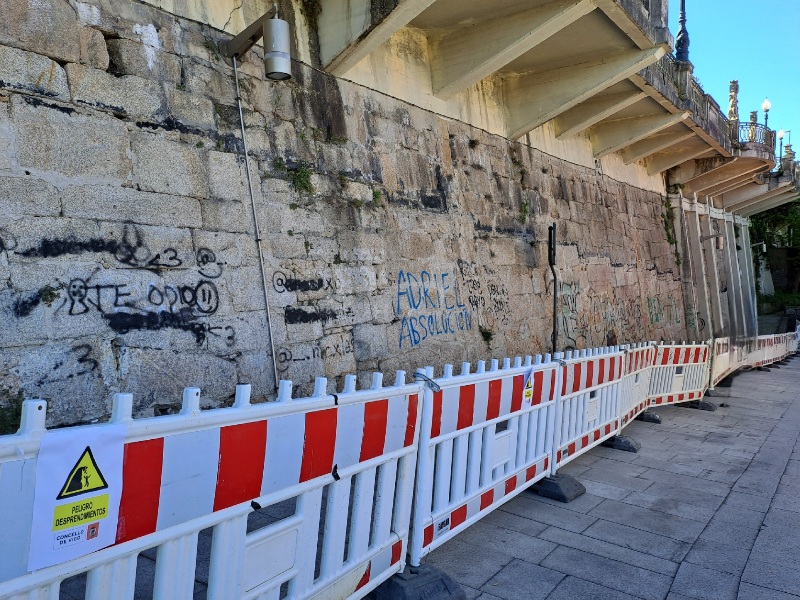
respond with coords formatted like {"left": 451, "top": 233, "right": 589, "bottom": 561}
{"left": 668, "top": 1, "right": 799, "bottom": 155}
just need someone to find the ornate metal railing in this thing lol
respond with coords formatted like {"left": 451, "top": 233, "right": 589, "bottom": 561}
{"left": 738, "top": 123, "right": 776, "bottom": 151}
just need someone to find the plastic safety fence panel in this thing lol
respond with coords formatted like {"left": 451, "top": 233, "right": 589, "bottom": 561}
{"left": 648, "top": 344, "right": 709, "bottom": 407}
{"left": 409, "top": 357, "right": 558, "bottom": 566}
{"left": 0, "top": 374, "right": 422, "bottom": 600}
{"left": 712, "top": 338, "right": 731, "bottom": 386}
{"left": 552, "top": 347, "right": 624, "bottom": 471}
{"left": 618, "top": 344, "right": 656, "bottom": 429}
{"left": 751, "top": 336, "right": 772, "bottom": 368}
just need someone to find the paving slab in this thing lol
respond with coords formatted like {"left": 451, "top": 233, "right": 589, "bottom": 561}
{"left": 422, "top": 363, "right": 800, "bottom": 600}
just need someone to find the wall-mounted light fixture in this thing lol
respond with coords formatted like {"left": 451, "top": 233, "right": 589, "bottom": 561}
{"left": 700, "top": 233, "right": 725, "bottom": 251}
{"left": 219, "top": 3, "right": 292, "bottom": 81}
{"left": 218, "top": 2, "right": 294, "bottom": 393}
{"left": 751, "top": 241, "right": 767, "bottom": 254}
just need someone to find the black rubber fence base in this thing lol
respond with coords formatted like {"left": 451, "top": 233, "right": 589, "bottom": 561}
{"left": 601, "top": 435, "right": 641, "bottom": 453}
{"left": 373, "top": 565, "right": 466, "bottom": 600}
{"left": 678, "top": 400, "right": 718, "bottom": 411}
{"left": 636, "top": 411, "right": 662, "bottom": 424}
{"left": 528, "top": 474, "right": 586, "bottom": 503}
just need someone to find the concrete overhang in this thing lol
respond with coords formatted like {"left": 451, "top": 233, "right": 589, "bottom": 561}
{"left": 318, "top": 0, "right": 671, "bottom": 141}
{"left": 739, "top": 191, "right": 800, "bottom": 217}
{"left": 670, "top": 157, "right": 770, "bottom": 196}
{"left": 722, "top": 181, "right": 794, "bottom": 211}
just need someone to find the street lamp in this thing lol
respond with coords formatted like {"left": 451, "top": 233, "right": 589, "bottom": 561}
{"left": 778, "top": 129, "right": 786, "bottom": 165}
{"left": 761, "top": 98, "right": 771, "bottom": 129}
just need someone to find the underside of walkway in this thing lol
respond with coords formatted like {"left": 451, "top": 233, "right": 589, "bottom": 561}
{"left": 423, "top": 360, "right": 800, "bottom": 600}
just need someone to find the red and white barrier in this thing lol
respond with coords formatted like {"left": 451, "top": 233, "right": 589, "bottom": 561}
{"left": 551, "top": 347, "right": 624, "bottom": 470}
{"left": 408, "top": 357, "right": 558, "bottom": 566}
{"left": 0, "top": 374, "right": 422, "bottom": 600}
{"left": 618, "top": 343, "right": 656, "bottom": 427}
{"left": 710, "top": 337, "right": 731, "bottom": 387}
{"left": 647, "top": 343, "right": 710, "bottom": 406}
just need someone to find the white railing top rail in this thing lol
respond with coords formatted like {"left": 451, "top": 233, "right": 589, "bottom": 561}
{"left": 1, "top": 373, "right": 423, "bottom": 463}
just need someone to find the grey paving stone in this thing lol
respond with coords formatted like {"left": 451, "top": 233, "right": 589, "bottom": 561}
{"left": 578, "top": 466, "right": 655, "bottom": 492}
{"left": 588, "top": 499, "right": 706, "bottom": 543}
{"left": 698, "top": 516, "right": 761, "bottom": 548}
{"left": 637, "top": 469, "right": 731, "bottom": 497}
{"left": 738, "top": 582, "right": 800, "bottom": 599}
{"left": 545, "top": 576, "right": 642, "bottom": 600}
{"left": 521, "top": 489, "right": 605, "bottom": 514}
{"left": 771, "top": 492, "right": 800, "bottom": 513}
{"left": 579, "top": 479, "right": 632, "bottom": 501}
{"left": 423, "top": 538, "right": 512, "bottom": 591}
{"left": 683, "top": 538, "right": 751, "bottom": 576}
{"left": 482, "top": 509, "right": 550, "bottom": 537}
{"left": 742, "top": 557, "right": 800, "bottom": 596}
{"left": 539, "top": 546, "right": 672, "bottom": 600}
{"left": 479, "top": 559, "right": 564, "bottom": 600}
{"left": 720, "top": 491, "right": 771, "bottom": 513}
{"left": 461, "top": 586, "right": 504, "bottom": 600}
{"left": 499, "top": 495, "right": 598, "bottom": 533}
{"left": 453, "top": 521, "right": 557, "bottom": 564}
{"left": 620, "top": 490, "right": 715, "bottom": 523}
{"left": 582, "top": 518, "right": 692, "bottom": 562}
{"left": 710, "top": 503, "right": 767, "bottom": 529}
{"left": 538, "top": 526, "right": 679, "bottom": 576}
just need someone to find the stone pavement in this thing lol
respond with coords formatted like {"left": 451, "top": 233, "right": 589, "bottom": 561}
{"left": 423, "top": 358, "right": 800, "bottom": 600}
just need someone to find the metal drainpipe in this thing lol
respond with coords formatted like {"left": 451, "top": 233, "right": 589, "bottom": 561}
{"left": 549, "top": 223, "right": 558, "bottom": 354}
{"left": 233, "top": 57, "right": 280, "bottom": 393}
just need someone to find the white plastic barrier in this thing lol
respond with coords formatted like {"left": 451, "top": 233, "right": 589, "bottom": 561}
{"left": 551, "top": 347, "right": 624, "bottom": 471}
{"left": 0, "top": 374, "right": 422, "bottom": 600}
{"left": 647, "top": 343, "right": 709, "bottom": 406}
{"left": 710, "top": 338, "right": 731, "bottom": 387}
{"left": 618, "top": 343, "right": 656, "bottom": 428}
{"left": 408, "top": 357, "right": 558, "bottom": 566}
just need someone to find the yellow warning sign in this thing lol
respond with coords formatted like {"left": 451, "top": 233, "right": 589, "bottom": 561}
{"left": 523, "top": 373, "right": 534, "bottom": 404}
{"left": 52, "top": 494, "right": 109, "bottom": 531}
{"left": 56, "top": 446, "right": 109, "bottom": 500}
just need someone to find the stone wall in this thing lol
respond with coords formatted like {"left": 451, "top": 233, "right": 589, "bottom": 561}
{"left": 0, "top": 0, "right": 687, "bottom": 426}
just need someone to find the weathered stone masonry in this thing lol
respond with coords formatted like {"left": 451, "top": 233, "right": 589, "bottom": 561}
{"left": 0, "top": 0, "right": 686, "bottom": 426}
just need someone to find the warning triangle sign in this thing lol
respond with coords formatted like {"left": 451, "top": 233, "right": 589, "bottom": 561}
{"left": 56, "top": 446, "right": 109, "bottom": 500}
{"left": 523, "top": 373, "right": 534, "bottom": 404}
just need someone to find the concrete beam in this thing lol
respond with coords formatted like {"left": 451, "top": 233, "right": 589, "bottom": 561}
{"left": 646, "top": 144, "right": 709, "bottom": 175}
{"left": 703, "top": 173, "right": 759, "bottom": 197}
{"left": 722, "top": 181, "right": 792, "bottom": 210}
{"left": 621, "top": 130, "right": 695, "bottom": 164}
{"left": 432, "top": 0, "right": 596, "bottom": 99}
{"left": 739, "top": 191, "right": 800, "bottom": 217}
{"left": 505, "top": 45, "right": 666, "bottom": 140}
{"left": 321, "top": 0, "right": 437, "bottom": 75}
{"left": 554, "top": 90, "right": 646, "bottom": 139}
{"left": 591, "top": 111, "right": 690, "bottom": 159}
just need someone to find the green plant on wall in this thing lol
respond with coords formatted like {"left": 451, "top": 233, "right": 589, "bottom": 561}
{"left": 662, "top": 198, "right": 682, "bottom": 267}
{"left": 0, "top": 388, "right": 24, "bottom": 436}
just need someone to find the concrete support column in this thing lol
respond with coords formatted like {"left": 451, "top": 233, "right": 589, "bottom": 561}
{"left": 699, "top": 209, "right": 726, "bottom": 336}
{"left": 683, "top": 204, "right": 713, "bottom": 338}
{"left": 722, "top": 215, "right": 745, "bottom": 340}
{"left": 739, "top": 223, "right": 759, "bottom": 338}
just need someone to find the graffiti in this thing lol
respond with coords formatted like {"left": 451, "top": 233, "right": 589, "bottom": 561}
{"left": 272, "top": 270, "right": 333, "bottom": 293}
{"left": 20, "top": 225, "right": 152, "bottom": 267}
{"left": 146, "top": 248, "right": 182, "bottom": 268}
{"left": 395, "top": 268, "right": 473, "bottom": 349}
{"left": 104, "top": 308, "right": 208, "bottom": 343}
{"left": 276, "top": 336, "right": 355, "bottom": 373}
{"left": 196, "top": 248, "right": 224, "bottom": 279}
{"left": 558, "top": 283, "right": 684, "bottom": 348}
{"left": 284, "top": 306, "right": 338, "bottom": 325}
{"left": 36, "top": 344, "right": 99, "bottom": 387}
{"left": 647, "top": 296, "right": 681, "bottom": 326}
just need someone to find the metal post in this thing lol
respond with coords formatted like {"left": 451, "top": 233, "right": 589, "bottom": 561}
{"left": 233, "top": 57, "right": 280, "bottom": 392}
{"left": 549, "top": 223, "right": 558, "bottom": 354}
